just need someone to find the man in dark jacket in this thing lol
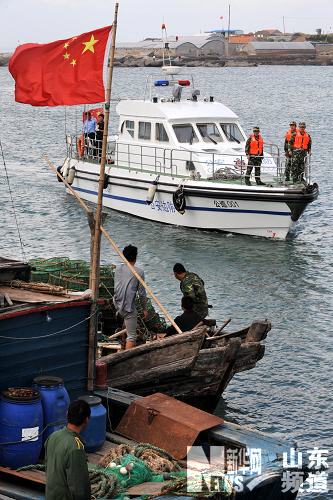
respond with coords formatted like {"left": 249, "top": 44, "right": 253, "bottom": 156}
{"left": 166, "top": 296, "right": 203, "bottom": 336}
{"left": 45, "top": 400, "right": 91, "bottom": 500}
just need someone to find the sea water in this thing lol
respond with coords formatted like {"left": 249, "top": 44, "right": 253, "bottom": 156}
{"left": 0, "top": 65, "right": 332, "bottom": 497}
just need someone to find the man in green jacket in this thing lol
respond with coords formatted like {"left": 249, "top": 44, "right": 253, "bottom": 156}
{"left": 173, "top": 263, "right": 209, "bottom": 319}
{"left": 45, "top": 399, "right": 91, "bottom": 500}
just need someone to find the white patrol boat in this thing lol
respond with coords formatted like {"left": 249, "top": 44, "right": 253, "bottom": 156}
{"left": 60, "top": 76, "right": 318, "bottom": 239}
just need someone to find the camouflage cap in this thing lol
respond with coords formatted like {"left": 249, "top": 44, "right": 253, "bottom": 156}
{"left": 299, "top": 121, "right": 306, "bottom": 127}
{"left": 289, "top": 121, "right": 297, "bottom": 126}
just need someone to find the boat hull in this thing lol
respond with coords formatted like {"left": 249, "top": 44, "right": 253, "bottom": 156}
{"left": 65, "top": 159, "right": 318, "bottom": 239}
{"left": 98, "top": 321, "right": 270, "bottom": 412}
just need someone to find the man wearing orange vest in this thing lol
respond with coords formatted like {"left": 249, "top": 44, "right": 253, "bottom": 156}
{"left": 288, "top": 122, "right": 312, "bottom": 184}
{"left": 284, "top": 121, "right": 297, "bottom": 182}
{"left": 245, "top": 126, "right": 265, "bottom": 186}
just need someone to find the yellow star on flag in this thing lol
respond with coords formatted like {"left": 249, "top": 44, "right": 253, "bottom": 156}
{"left": 64, "top": 42, "right": 70, "bottom": 49}
{"left": 63, "top": 52, "right": 70, "bottom": 60}
{"left": 82, "top": 34, "right": 99, "bottom": 54}
{"left": 70, "top": 59, "right": 77, "bottom": 67}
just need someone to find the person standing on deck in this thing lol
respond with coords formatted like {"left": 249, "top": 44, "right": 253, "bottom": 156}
{"left": 96, "top": 113, "right": 104, "bottom": 160}
{"left": 83, "top": 111, "right": 97, "bottom": 157}
{"left": 284, "top": 121, "right": 297, "bottom": 182}
{"left": 288, "top": 122, "right": 312, "bottom": 184}
{"left": 45, "top": 400, "right": 91, "bottom": 500}
{"left": 114, "top": 245, "right": 148, "bottom": 350}
{"left": 244, "top": 126, "right": 265, "bottom": 186}
{"left": 173, "top": 263, "right": 209, "bottom": 319}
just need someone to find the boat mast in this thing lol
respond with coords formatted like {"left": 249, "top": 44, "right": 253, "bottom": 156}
{"left": 87, "top": 2, "right": 119, "bottom": 391}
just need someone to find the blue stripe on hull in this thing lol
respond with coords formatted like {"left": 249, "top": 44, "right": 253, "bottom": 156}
{"left": 72, "top": 186, "right": 291, "bottom": 217}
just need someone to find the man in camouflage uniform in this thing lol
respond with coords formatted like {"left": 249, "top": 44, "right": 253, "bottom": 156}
{"left": 284, "top": 121, "right": 297, "bottom": 182}
{"left": 288, "top": 122, "right": 312, "bottom": 184}
{"left": 173, "top": 263, "right": 209, "bottom": 319}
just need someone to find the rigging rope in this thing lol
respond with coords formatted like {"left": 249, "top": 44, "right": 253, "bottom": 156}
{"left": 0, "top": 309, "right": 97, "bottom": 340}
{"left": 0, "top": 138, "right": 26, "bottom": 262}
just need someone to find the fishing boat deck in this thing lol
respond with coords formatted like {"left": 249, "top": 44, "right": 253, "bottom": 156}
{"left": 0, "top": 440, "right": 173, "bottom": 499}
{"left": 0, "top": 284, "right": 92, "bottom": 319}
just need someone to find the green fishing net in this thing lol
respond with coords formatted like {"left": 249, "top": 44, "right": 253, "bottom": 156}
{"left": 28, "top": 257, "right": 166, "bottom": 334}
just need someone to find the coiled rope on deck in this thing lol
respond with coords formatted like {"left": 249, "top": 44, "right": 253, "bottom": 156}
{"left": 17, "top": 464, "right": 119, "bottom": 499}
{"left": 98, "top": 442, "right": 181, "bottom": 473}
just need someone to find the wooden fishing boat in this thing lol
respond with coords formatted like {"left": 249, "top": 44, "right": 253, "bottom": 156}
{"left": 0, "top": 258, "right": 92, "bottom": 397}
{"left": 97, "top": 320, "right": 271, "bottom": 410}
{"left": 0, "top": 258, "right": 271, "bottom": 410}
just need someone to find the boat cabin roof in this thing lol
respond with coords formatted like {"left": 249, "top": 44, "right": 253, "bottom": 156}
{"left": 116, "top": 99, "right": 238, "bottom": 122}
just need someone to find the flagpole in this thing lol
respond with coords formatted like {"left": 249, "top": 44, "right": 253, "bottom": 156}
{"left": 87, "top": 2, "right": 119, "bottom": 391}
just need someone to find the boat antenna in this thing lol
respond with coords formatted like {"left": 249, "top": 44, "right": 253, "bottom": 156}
{"left": 87, "top": 2, "right": 119, "bottom": 390}
{"left": 0, "top": 137, "right": 26, "bottom": 262}
{"left": 161, "top": 22, "right": 172, "bottom": 67}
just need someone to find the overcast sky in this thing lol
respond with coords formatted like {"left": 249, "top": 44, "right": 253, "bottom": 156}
{"left": 0, "top": 0, "right": 332, "bottom": 51}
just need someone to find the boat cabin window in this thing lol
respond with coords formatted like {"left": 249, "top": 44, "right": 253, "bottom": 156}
{"left": 122, "top": 120, "right": 135, "bottom": 138}
{"left": 197, "top": 123, "right": 223, "bottom": 144}
{"left": 155, "top": 123, "right": 169, "bottom": 142}
{"left": 220, "top": 123, "right": 245, "bottom": 143}
{"left": 173, "top": 124, "right": 198, "bottom": 144}
{"left": 138, "top": 121, "right": 151, "bottom": 140}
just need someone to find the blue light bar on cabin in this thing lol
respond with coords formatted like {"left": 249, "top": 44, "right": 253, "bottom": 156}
{"left": 154, "top": 80, "right": 169, "bottom": 86}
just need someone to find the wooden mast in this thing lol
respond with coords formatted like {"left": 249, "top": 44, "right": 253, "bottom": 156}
{"left": 87, "top": 3, "right": 119, "bottom": 391}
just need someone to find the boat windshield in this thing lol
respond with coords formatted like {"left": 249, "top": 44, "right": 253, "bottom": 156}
{"left": 173, "top": 124, "right": 198, "bottom": 144}
{"left": 196, "top": 123, "right": 223, "bottom": 144}
{"left": 220, "top": 123, "right": 245, "bottom": 143}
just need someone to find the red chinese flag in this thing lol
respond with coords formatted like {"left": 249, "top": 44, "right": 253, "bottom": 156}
{"left": 9, "top": 26, "right": 112, "bottom": 107}
{"left": 82, "top": 107, "right": 104, "bottom": 121}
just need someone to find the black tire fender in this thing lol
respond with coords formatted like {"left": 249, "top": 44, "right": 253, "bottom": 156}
{"left": 172, "top": 186, "right": 186, "bottom": 214}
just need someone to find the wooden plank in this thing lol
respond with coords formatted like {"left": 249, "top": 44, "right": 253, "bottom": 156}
{"left": 126, "top": 481, "right": 166, "bottom": 496}
{"left": 107, "top": 355, "right": 198, "bottom": 387}
{"left": 0, "top": 467, "right": 46, "bottom": 485}
{"left": 0, "top": 285, "right": 90, "bottom": 304}
{"left": 3, "top": 294, "right": 13, "bottom": 307}
{"left": 100, "top": 329, "right": 205, "bottom": 365}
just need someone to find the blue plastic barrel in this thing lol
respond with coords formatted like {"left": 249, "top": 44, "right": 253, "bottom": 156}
{"left": 0, "top": 388, "right": 43, "bottom": 469}
{"left": 78, "top": 395, "right": 106, "bottom": 452}
{"left": 33, "top": 376, "right": 70, "bottom": 442}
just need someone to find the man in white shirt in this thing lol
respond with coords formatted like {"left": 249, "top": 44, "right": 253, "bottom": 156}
{"left": 113, "top": 245, "right": 148, "bottom": 349}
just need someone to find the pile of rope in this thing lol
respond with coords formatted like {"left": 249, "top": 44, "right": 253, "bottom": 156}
{"left": 89, "top": 468, "right": 118, "bottom": 499}
{"left": 17, "top": 464, "right": 119, "bottom": 499}
{"left": 5, "top": 279, "right": 67, "bottom": 296}
{"left": 99, "top": 443, "right": 181, "bottom": 474}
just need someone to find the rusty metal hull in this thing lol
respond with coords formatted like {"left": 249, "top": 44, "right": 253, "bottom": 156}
{"left": 99, "top": 321, "right": 271, "bottom": 411}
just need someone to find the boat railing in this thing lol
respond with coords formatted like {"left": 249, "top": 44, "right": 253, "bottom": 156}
{"left": 67, "top": 135, "right": 312, "bottom": 186}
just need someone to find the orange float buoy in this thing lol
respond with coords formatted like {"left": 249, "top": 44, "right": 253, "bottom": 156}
{"left": 77, "top": 135, "right": 84, "bottom": 158}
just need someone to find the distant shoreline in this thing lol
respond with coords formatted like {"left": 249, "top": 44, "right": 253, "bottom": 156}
{"left": 1, "top": 52, "right": 332, "bottom": 68}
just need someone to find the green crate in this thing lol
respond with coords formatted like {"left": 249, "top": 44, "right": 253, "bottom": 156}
{"left": 31, "top": 270, "right": 50, "bottom": 283}
{"left": 48, "top": 274, "right": 63, "bottom": 286}
{"left": 65, "top": 259, "right": 89, "bottom": 271}
{"left": 28, "top": 258, "right": 46, "bottom": 268}
{"left": 61, "top": 272, "right": 90, "bottom": 292}
{"left": 46, "top": 257, "right": 70, "bottom": 264}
